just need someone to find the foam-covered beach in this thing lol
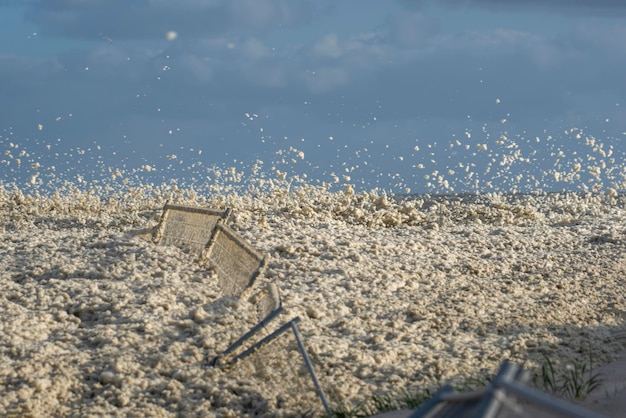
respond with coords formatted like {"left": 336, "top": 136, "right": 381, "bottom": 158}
{"left": 4, "top": 1, "right": 626, "bottom": 415}
{"left": 1, "top": 181, "right": 625, "bottom": 416}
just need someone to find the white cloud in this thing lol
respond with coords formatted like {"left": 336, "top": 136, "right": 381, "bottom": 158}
{"left": 241, "top": 38, "right": 273, "bottom": 60}
{"left": 23, "top": 0, "right": 314, "bottom": 40}
{"left": 179, "top": 55, "right": 214, "bottom": 84}
{"left": 401, "top": 0, "right": 626, "bottom": 15}
{"left": 386, "top": 12, "right": 439, "bottom": 47}
{"left": 302, "top": 66, "right": 349, "bottom": 93}
{"left": 313, "top": 33, "right": 343, "bottom": 58}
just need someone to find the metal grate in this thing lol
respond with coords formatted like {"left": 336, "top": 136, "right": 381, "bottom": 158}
{"left": 152, "top": 204, "right": 267, "bottom": 298}
{"left": 229, "top": 318, "right": 332, "bottom": 417}
{"left": 409, "top": 361, "right": 606, "bottom": 418}
{"left": 203, "top": 223, "right": 267, "bottom": 297}
{"left": 152, "top": 204, "right": 231, "bottom": 256}
{"left": 211, "top": 283, "right": 283, "bottom": 366}
{"left": 249, "top": 282, "right": 281, "bottom": 322}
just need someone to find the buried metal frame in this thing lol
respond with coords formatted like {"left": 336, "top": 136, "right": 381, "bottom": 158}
{"left": 482, "top": 361, "right": 607, "bottom": 418}
{"left": 152, "top": 203, "right": 267, "bottom": 298}
{"left": 210, "top": 300, "right": 284, "bottom": 366}
{"left": 152, "top": 203, "right": 232, "bottom": 253}
{"left": 409, "top": 360, "right": 607, "bottom": 418}
{"left": 211, "top": 283, "right": 283, "bottom": 366}
{"left": 227, "top": 317, "right": 333, "bottom": 417}
{"left": 202, "top": 222, "right": 269, "bottom": 297}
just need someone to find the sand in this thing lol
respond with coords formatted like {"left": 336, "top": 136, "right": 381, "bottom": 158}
{"left": 1, "top": 184, "right": 625, "bottom": 417}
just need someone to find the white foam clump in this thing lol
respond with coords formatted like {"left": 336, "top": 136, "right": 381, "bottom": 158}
{"left": 1, "top": 179, "right": 625, "bottom": 416}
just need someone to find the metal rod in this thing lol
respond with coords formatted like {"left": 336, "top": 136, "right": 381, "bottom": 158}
{"left": 291, "top": 321, "right": 333, "bottom": 417}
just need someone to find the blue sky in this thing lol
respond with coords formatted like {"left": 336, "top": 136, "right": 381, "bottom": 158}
{"left": 1, "top": 0, "right": 625, "bottom": 194}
